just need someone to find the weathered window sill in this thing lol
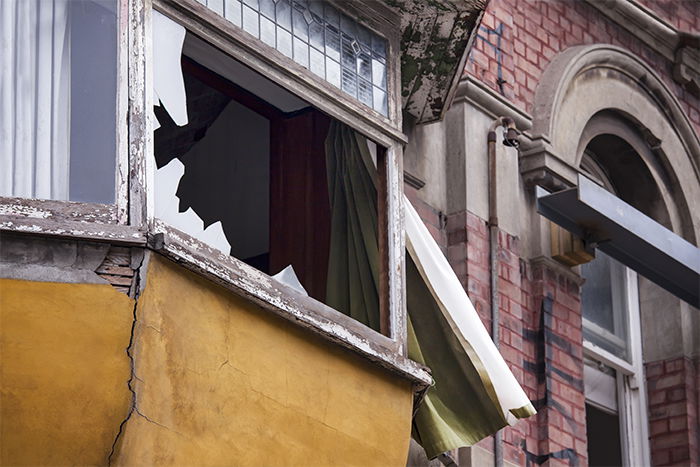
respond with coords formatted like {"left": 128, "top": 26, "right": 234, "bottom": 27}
{"left": 0, "top": 198, "right": 146, "bottom": 245}
{"left": 148, "top": 220, "right": 432, "bottom": 390}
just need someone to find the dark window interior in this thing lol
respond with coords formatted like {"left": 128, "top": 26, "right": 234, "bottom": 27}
{"left": 586, "top": 403, "right": 623, "bottom": 467}
{"left": 154, "top": 56, "right": 335, "bottom": 304}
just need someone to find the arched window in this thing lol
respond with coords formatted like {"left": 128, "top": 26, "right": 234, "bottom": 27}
{"left": 580, "top": 145, "right": 649, "bottom": 467}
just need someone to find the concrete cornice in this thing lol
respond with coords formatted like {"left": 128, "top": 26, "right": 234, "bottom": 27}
{"left": 453, "top": 76, "right": 533, "bottom": 131}
{"left": 584, "top": 0, "right": 700, "bottom": 96}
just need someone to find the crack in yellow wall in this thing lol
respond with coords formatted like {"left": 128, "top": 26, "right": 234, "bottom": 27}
{"left": 1, "top": 254, "right": 413, "bottom": 466}
{"left": 0, "top": 279, "right": 135, "bottom": 466}
{"left": 111, "top": 255, "right": 413, "bottom": 466}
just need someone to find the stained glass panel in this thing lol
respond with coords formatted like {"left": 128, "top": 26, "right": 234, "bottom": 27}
{"left": 199, "top": 0, "right": 389, "bottom": 116}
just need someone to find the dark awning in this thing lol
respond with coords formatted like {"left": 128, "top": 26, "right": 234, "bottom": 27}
{"left": 536, "top": 175, "right": 700, "bottom": 308}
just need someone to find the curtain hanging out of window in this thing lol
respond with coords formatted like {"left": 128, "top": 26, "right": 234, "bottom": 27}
{"left": 324, "top": 123, "right": 535, "bottom": 458}
{"left": 405, "top": 195, "right": 535, "bottom": 458}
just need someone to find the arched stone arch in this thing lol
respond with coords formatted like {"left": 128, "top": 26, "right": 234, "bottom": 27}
{"left": 521, "top": 44, "right": 700, "bottom": 244}
{"left": 521, "top": 43, "right": 700, "bottom": 385}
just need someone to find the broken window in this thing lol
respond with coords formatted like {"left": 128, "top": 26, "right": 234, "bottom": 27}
{"left": 152, "top": 22, "right": 386, "bottom": 332}
{"left": 0, "top": 0, "right": 119, "bottom": 203}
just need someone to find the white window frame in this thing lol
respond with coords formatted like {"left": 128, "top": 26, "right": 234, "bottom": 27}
{"left": 135, "top": 0, "right": 429, "bottom": 387}
{"left": 583, "top": 266, "right": 651, "bottom": 467}
{"left": 0, "top": 0, "right": 137, "bottom": 243}
{"left": 0, "top": 0, "right": 428, "bottom": 388}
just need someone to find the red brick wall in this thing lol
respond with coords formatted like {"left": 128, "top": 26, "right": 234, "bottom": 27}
{"left": 646, "top": 357, "right": 700, "bottom": 466}
{"left": 442, "top": 208, "right": 587, "bottom": 466}
{"left": 408, "top": 7, "right": 698, "bottom": 463}
{"left": 466, "top": 0, "right": 700, "bottom": 136}
{"left": 634, "top": 0, "right": 700, "bottom": 33}
{"left": 452, "top": 1, "right": 700, "bottom": 465}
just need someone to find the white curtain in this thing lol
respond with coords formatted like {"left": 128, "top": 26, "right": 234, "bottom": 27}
{"left": 1, "top": 0, "right": 71, "bottom": 200}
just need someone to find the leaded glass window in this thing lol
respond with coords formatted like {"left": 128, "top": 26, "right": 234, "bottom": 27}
{"left": 196, "top": 0, "right": 389, "bottom": 116}
{"left": 581, "top": 238, "right": 630, "bottom": 361}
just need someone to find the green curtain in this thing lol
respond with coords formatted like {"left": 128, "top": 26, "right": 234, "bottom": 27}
{"left": 324, "top": 122, "right": 535, "bottom": 459}
{"left": 407, "top": 256, "right": 509, "bottom": 457}
{"left": 324, "top": 121, "right": 381, "bottom": 331}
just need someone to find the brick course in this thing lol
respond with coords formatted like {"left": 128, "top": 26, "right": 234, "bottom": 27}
{"left": 438, "top": 208, "right": 587, "bottom": 465}
{"left": 418, "top": 197, "right": 700, "bottom": 466}
{"left": 646, "top": 356, "right": 700, "bottom": 466}
{"left": 466, "top": 0, "right": 700, "bottom": 135}
{"left": 408, "top": 1, "right": 699, "bottom": 464}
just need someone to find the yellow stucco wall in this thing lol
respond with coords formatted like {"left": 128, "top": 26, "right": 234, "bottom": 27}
{"left": 0, "top": 253, "right": 413, "bottom": 466}
{"left": 0, "top": 279, "right": 135, "bottom": 466}
{"left": 112, "top": 255, "right": 413, "bottom": 466}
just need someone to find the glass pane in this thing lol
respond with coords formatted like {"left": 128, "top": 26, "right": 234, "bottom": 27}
{"left": 581, "top": 251, "right": 630, "bottom": 360}
{"left": 357, "top": 51, "right": 371, "bottom": 82}
{"left": 373, "top": 87, "right": 387, "bottom": 116}
{"left": 209, "top": 0, "right": 225, "bottom": 15}
{"left": 340, "top": 14, "right": 356, "bottom": 36}
{"left": 260, "top": 16, "right": 276, "bottom": 47}
{"left": 341, "top": 34, "right": 356, "bottom": 70}
{"left": 582, "top": 254, "right": 615, "bottom": 331}
{"left": 325, "top": 24, "right": 341, "bottom": 61}
{"left": 356, "top": 24, "right": 371, "bottom": 48}
{"left": 259, "top": 0, "right": 275, "bottom": 19}
{"left": 224, "top": 0, "right": 242, "bottom": 26}
{"left": 242, "top": 5, "right": 259, "bottom": 37}
{"left": 310, "top": 46, "right": 325, "bottom": 78}
{"left": 292, "top": 4, "right": 308, "bottom": 41}
{"left": 341, "top": 67, "right": 357, "bottom": 97}
{"left": 1, "top": 0, "right": 118, "bottom": 203}
{"left": 358, "top": 78, "right": 372, "bottom": 107}
{"left": 309, "top": 18, "right": 324, "bottom": 50}
{"left": 275, "top": 0, "right": 292, "bottom": 30}
{"left": 371, "top": 33, "right": 386, "bottom": 57}
{"left": 372, "top": 57, "right": 386, "bottom": 89}
{"left": 276, "top": 27, "right": 293, "bottom": 58}
{"left": 324, "top": 3, "right": 339, "bottom": 27}
{"left": 326, "top": 58, "right": 340, "bottom": 88}
{"left": 308, "top": 1, "right": 323, "bottom": 20}
{"left": 293, "top": 37, "right": 309, "bottom": 68}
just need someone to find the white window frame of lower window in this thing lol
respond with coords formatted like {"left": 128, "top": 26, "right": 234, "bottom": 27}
{"left": 583, "top": 267, "right": 651, "bottom": 467}
{"left": 0, "top": 0, "right": 136, "bottom": 244}
{"left": 134, "top": 1, "right": 427, "bottom": 388}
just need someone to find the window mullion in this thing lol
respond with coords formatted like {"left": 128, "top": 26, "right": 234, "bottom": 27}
{"left": 385, "top": 142, "right": 407, "bottom": 355}
{"left": 116, "top": 0, "right": 131, "bottom": 224}
{"left": 128, "top": 0, "right": 152, "bottom": 228}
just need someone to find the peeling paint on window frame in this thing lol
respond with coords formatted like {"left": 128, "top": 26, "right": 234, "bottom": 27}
{"left": 0, "top": 0, "right": 131, "bottom": 232}
{"left": 0, "top": 0, "right": 431, "bottom": 391}
{"left": 141, "top": 0, "right": 419, "bottom": 384}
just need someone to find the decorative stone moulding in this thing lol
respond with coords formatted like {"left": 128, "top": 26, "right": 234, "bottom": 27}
{"left": 584, "top": 0, "right": 700, "bottom": 97}
{"left": 518, "top": 136, "right": 578, "bottom": 192}
{"left": 520, "top": 44, "right": 700, "bottom": 207}
{"left": 674, "top": 44, "right": 700, "bottom": 97}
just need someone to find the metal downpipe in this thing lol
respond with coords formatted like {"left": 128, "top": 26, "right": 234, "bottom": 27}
{"left": 487, "top": 116, "right": 518, "bottom": 467}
